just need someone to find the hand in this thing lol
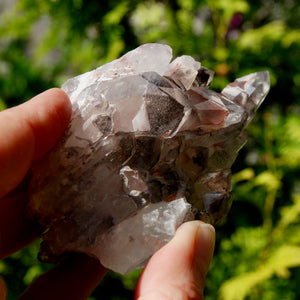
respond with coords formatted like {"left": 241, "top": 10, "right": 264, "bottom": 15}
{"left": 0, "top": 89, "right": 215, "bottom": 300}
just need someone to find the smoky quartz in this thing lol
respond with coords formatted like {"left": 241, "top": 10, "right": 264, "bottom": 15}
{"left": 29, "top": 44, "right": 270, "bottom": 274}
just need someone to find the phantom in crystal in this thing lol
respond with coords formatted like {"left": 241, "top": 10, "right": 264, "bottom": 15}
{"left": 29, "top": 44, "right": 270, "bottom": 274}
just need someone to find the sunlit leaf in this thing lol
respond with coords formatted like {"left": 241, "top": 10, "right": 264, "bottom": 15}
{"left": 254, "top": 171, "right": 281, "bottom": 191}
{"left": 219, "top": 246, "right": 300, "bottom": 300}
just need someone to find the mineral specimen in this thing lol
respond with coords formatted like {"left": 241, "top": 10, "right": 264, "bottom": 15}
{"left": 28, "top": 43, "right": 270, "bottom": 274}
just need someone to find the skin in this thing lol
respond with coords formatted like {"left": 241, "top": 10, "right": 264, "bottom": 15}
{"left": 0, "top": 88, "right": 215, "bottom": 300}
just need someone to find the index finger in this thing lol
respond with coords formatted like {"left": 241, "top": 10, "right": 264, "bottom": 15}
{"left": 0, "top": 89, "right": 71, "bottom": 257}
{"left": 0, "top": 88, "right": 71, "bottom": 198}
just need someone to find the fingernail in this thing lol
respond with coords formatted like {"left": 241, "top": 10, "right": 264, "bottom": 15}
{"left": 195, "top": 222, "right": 215, "bottom": 277}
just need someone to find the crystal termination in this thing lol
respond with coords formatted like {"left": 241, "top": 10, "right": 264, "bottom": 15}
{"left": 29, "top": 44, "right": 270, "bottom": 274}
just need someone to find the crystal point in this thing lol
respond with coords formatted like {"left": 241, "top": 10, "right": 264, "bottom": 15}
{"left": 29, "top": 43, "right": 270, "bottom": 274}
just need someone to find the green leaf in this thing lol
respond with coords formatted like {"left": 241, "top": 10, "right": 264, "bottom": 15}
{"left": 103, "top": 1, "right": 130, "bottom": 26}
{"left": 237, "top": 21, "right": 286, "bottom": 53}
{"left": 254, "top": 171, "right": 281, "bottom": 191}
{"left": 219, "top": 246, "right": 300, "bottom": 300}
{"left": 272, "top": 194, "right": 300, "bottom": 241}
{"left": 0, "top": 98, "right": 7, "bottom": 111}
{"left": 232, "top": 168, "right": 255, "bottom": 184}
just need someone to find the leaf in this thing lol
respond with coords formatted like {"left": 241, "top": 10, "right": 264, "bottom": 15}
{"left": 103, "top": 1, "right": 130, "bottom": 25}
{"left": 272, "top": 194, "right": 300, "bottom": 241}
{"left": 23, "top": 265, "right": 43, "bottom": 285}
{"left": 237, "top": 21, "right": 286, "bottom": 52}
{"left": 278, "top": 115, "right": 300, "bottom": 168}
{"left": 0, "top": 98, "right": 7, "bottom": 111}
{"left": 232, "top": 168, "right": 255, "bottom": 184}
{"left": 254, "top": 171, "right": 281, "bottom": 191}
{"left": 282, "top": 29, "right": 300, "bottom": 48}
{"left": 207, "top": 0, "right": 250, "bottom": 22}
{"left": 219, "top": 246, "right": 300, "bottom": 300}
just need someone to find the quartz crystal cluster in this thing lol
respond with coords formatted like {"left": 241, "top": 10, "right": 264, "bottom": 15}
{"left": 29, "top": 43, "right": 270, "bottom": 274}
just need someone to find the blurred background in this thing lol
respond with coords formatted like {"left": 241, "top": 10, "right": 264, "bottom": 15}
{"left": 0, "top": 0, "right": 299, "bottom": 299}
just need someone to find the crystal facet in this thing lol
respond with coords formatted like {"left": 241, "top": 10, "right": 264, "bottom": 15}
{"left": 28, "top": 43, "right": 270, "bottom": 274}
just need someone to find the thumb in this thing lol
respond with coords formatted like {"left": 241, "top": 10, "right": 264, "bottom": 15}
{"left": 135, "top": 221, "right": 215, "bottom": 300}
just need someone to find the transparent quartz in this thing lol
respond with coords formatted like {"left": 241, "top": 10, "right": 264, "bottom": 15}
{"left": 29, "top": 43, "right": 270, "bottom": 274}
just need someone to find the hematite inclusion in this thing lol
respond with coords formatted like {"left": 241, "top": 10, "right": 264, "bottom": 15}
{"left": 29, "top": 44, "right": 270, "bottom": 274}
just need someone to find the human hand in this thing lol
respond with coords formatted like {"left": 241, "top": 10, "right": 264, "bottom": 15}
{"left": 0, "top": 89, "right": 215, "bottom": 300}
{"left": 0, "top": 89, "right": 107, "bottom": 299}
{"left": 135, "top": 221, "right": 215, "bottom": 300}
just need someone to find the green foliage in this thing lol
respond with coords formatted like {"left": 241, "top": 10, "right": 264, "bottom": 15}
{"left": 0, "top": 0, "right": 299, "bottom": 299}
{"left": 0, "top": 98, "right": 6, "bottom": 111}
{"left": 204, "top": 107, "right": 300, "bottom": 299}
{"left": 1, "top": 240, "right": 53, "bottom": 300}
{"left": 216, "top": 195, "right": 300, "bottom": 300}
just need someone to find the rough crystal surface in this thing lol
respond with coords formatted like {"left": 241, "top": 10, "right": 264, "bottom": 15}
{"left": 28, "top": 43, "right": 270, "bottom": 274}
